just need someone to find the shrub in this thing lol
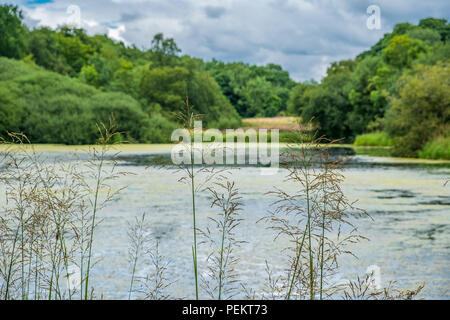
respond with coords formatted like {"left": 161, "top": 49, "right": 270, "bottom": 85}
{"left": 0, "top": 57, "right": 153, "bottom": 144}
{"left": 354, "top": 132, "right": 393, "bottom": 147}
{"left": 418, "top": 135, "right": 450, "bottom": 160}
{"left": 386, "top": 63, "right": 450, "bottom": 157}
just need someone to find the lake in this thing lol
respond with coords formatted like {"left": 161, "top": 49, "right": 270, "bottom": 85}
{"left": 1, "top": 144, "right": 449, "bottom": 299}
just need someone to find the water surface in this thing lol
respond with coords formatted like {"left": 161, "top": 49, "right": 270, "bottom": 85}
{"left": 1, "top": 145, "right": 448, "bottom": 299}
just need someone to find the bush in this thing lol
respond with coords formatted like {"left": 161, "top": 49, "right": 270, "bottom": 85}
{"left": 354, "top": 132, "right": 393, "bottom": 147}
{"left": 386, "top": 63, "right": 450, "bottom": 157}
{"left": 0, "top": 57, "right": 153, "bottom": 144}
{"left": 418, "top": 135, "right": 450, "bottom": 160}
{"left": 145, "top": 113, "right": 177, "bottom": 143}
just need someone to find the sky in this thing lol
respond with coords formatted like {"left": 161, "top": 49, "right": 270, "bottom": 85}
{"left": 9, "top": 0, "right": 450, "bottom": 81}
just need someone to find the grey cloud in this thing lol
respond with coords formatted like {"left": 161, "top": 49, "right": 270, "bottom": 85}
{"left": 204, "top": 6, "right": 226, "bottom": 19}
{"left": 120, "top": 12, "right": 143, "bottom": 23}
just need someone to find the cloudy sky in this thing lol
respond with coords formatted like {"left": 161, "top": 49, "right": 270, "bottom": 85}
{"left": 9, "top": 0, "right": 450, "bottom": 81}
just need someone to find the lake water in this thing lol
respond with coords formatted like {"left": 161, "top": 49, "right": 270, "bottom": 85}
{"left": 1, "top": 145, "right": 449, "bottom": 299}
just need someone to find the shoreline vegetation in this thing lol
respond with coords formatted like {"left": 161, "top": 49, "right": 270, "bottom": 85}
{"left": 1, "top": 143, "right": 449, "bottom": 164}
{"left": 1, "top": 4, "right": 448, "bottom": 160}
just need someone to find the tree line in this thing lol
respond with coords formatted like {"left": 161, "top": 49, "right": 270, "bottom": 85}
{"left": 287, "top": 18, "right": 449, "bottom": 158}
{"left": 0, "top": 4, "right": 448, "bottom": 158}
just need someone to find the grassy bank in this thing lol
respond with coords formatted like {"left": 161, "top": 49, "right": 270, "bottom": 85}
{"left": 418, "top": 136, "right": 450, "bottom": 160}
{"left": 242, "top": 117, "right": 302, "bottom": 131}
{"left": 354, "top": 132, "right": 393, "bottom": 147}
{"left": 354, "top": 132, "right": 450, "bottom": 160}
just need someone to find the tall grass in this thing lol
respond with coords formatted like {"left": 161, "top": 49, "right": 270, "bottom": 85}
{"left": 126, "top": 212, "right": 173, "bottom": 300}
{"left": 343, "top": 275, "right": 424, "bottom": 300}
{"left": 171, "top": 97, "right": 234, "bottom": 299}
{"left": 83, "top": 119, "right": 126, "bottom": 300}
{"left": 127, "top": 213, "right": 148, "bottom": 300}
{"left": 201, "top": 180, "right": 244, "bottom": 300}
{"left": 418, "top": 135, "right": 450, "bottom": 160}
{"left": 261, "top": 130, "right": 369, "bottom": 300}
{"left": 173, "top": 97, "right": 202, "bottom": 299}
{"left": 0, "top": 119, "right": 125, "bottom": 300}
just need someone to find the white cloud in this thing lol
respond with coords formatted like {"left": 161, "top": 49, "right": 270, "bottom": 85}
{"left": 108, "top": 25, "right": 127, "bottom": 44}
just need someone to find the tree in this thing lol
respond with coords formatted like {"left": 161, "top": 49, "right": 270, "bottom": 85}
{"left": 79, "top": 64, "right": 99, "bottom": 87}
{"left": 0, "top": 5, "right": 28, "bottom": 59}
{"left": 110, "top": 58, "right": 136, "bottom": 95}
{"left": 29, "top": 27, "right": 70, "bottom": 74}
{"left": 418, "top": 17, "right": 449, "bottom": 41}
{"left": 151, "top": 33, "right": 181, "bottom": 67}
{"left": 347, "top": 56, "right": 385, "bottom": 134}
{"left": 386, "top": 63, "right": 450, "bottom": 157}
{"left": 0, "top": 57, "right": 153, "bottom": 144}
{"left": 0, "top": 84, "right": 24, "bottom": 136}
{"left": 139, "top": 66, "right": 189, "bottom": 113}
{"left": 206, "top": 61, "right": 294, "bottom": 117}
{"left": 287, "top": 81, "right": 316, "bottom": 116}
{"left": 55, "top": 27, "right": 96, "bottom": 75}
{"left": 187, "top": 70, "right": 240, "bottom": 128}
{"left": 407, "top": 27, "right": 442, "bottom": 46}
{"left": 301, "top": 61, "right": 355, "bottom": 140}
{"left": 383, "top": 35, "right": 427, "bottom": 69}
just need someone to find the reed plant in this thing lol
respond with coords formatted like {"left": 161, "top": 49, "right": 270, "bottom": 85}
{"left": 82, "top": 119, "right": 127, "bottom": 300}
{"left": 126, "top": 212, "right": 174, "bottom": 300}
{"left": 137, "top": 241, "right": 173, "bottom": 300}
{"left": 261, "top": 129, "right": 369, "bottom": 300}
{"left": 343, "top": 274, "right": 424, "bottom": 300}
{"left": 200, "top": 180, "right": 244, "bottom": 300}
{"left": 127, "top": 213, "right": 148, "bottom": 300}
{"left": 0, "top": 118, "right": 126, "bottom": 300}
{"left": 171, "top": 97, "right": 230, "bottom": 299}
{"left": 0, "top": 133, "right": 82, "bottom": 300}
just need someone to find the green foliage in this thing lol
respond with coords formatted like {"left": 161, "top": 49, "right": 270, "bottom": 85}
{"left": 418, "top": 135, "right": 450, "bottom": 160}
{"left": 139, "top": 66, "right": 189, "bottom": 113}
{"left": 206, "top": 60, "right": 294, "bottom": 117}
{"left": 240, "top": 76, "right": 279, "bottom": 117}
{"left": 54, "top": 27, "right": 97, "bottom": 75}
{"left": 187, "top": 70, "right": 241, "bottom": 128}
{"left": 347, "top": 56, "right": 385, "bottom": 134}
{"left": 385, "top": 63, "right": 450, "bottom": 157}
{"left": 28, "top": 27, "right": 70, "bottom": 74}
{"left": 0, "top": 5, "right": 28, "bottom": 59}
{"left": 0, "top": 4, "right": 243, "bottom": 144}
{"left": 287, "top": 81, "right": 316, "bottom": 116}
{"left": 354, "top": 132, "right": 393, "bottom": 147}
{"left": 418, "top": 17, "right": 450, "bottom": 41}
{"left": 79, "top": 64, "right": 99, "bottom": 87}
{"left": 383, "top": 35, "right": 428, "bottom": 69}
{"left": 0, "top": 57, "right": 156, "bottom": 144}
{"left": 1, "top": 4, "right": 448, "bottom": 154}
{"left": 415, "top": 42, "right": 450, "bottom": 65}
{"left": 407, "top": 28, "right": 442, "bottom": 46}
{"left": 109, "top": 58, "right": 136, "bottom": 95}
{"left": 300, "top": 60, "right": 355, "bottom": 140}
{"left": 146, "top": 113, "right": 177, "bottom": 143}
{"left": 151, "top": 33, "right": 181, "bottom": 67}
{"left": 0, "top": 84, "right": 24, "bottom": 134}
{"left": 288, "top": 18, "right": 449, "bottom": 158}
